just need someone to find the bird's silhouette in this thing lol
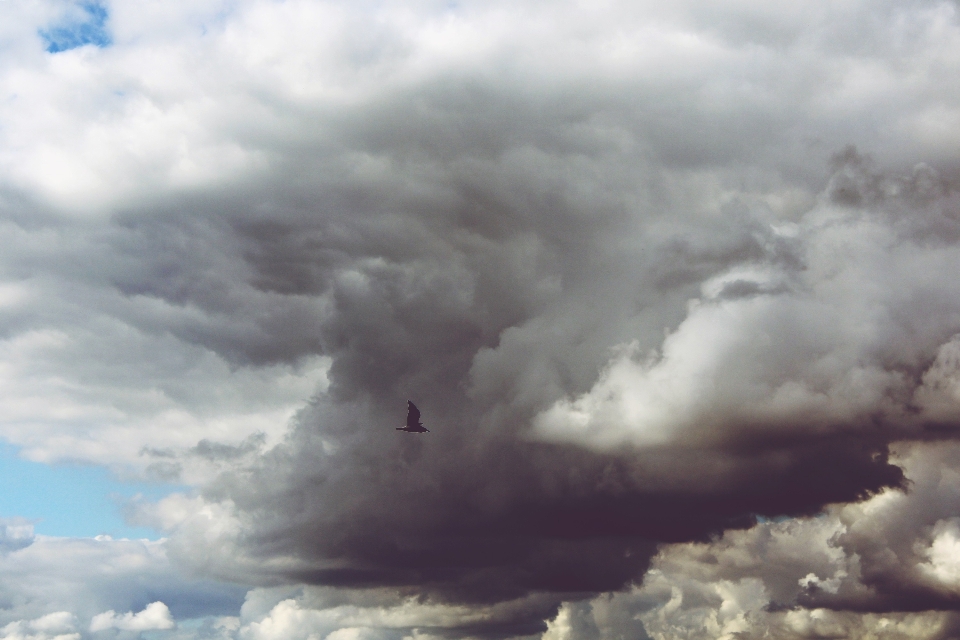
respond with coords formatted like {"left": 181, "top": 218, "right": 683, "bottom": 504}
{"left": 397, "top": 400, "right": 429, "bottom": 432}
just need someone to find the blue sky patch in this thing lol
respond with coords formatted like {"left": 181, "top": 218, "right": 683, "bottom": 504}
{"left": 0, "top": 443, "right": 183, "bottom": 539}
{"left": 40, "top": 2, "right": 112, "bottom": 53}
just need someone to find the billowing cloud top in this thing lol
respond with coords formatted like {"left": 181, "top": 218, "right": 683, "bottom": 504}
{"left": 3, "top": 0, "right": 960, "bottom": 638}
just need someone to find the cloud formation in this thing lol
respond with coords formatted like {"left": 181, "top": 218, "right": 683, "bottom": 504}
{"left": 0, "top": 529, "right": 244, "bottom": 635}
{"left": 536, "top": 155, "right": 960, "bottom": 451}
{"left": 2, "top": 0, "right": 960, "bottom": 638}
{"left": 0, "top": 612, "right": 79, "bottom": 640}
{"left": 89, "top": 602, "right": 174, "bottom": 633}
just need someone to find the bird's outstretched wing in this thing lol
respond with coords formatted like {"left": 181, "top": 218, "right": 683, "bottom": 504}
{"left": 406, "top": 401, "right": 421, "bottom": 427}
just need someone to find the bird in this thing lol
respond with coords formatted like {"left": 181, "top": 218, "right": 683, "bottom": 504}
{"left": 397, "top": 400, "right": 429, "bottom": 432}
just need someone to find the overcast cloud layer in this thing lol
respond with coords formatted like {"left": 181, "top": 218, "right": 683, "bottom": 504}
{"left": 4, "top": 0, "right": 960, "bottom": 638}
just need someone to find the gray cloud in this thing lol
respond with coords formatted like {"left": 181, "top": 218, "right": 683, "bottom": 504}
{"left": 535, "top": 442, "right": 960, "bottom": 639}
{"left": 2, "top": 0, "right": 960, "bottom": 638}
{"left": 90, "top": 2, "right": 960, "bottom": 634}
{"left": 136, "top": 103, "right": 960, "bottom": 638}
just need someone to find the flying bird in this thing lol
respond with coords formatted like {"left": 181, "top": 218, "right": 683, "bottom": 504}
{"left": 397, "top": 401, "right": 429, "bottom": 432}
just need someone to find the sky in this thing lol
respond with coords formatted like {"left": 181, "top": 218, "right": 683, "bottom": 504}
{"left": 4, "top": 0, "right": 960, "bottom": 638}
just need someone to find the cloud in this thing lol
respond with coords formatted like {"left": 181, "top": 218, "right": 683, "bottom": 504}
{"left": 531, "top": 442, "right": 960, "bottom": 638}
{"left": 89, "top": 602, "right": 174, "bottom": 632}
{"left": 0, "top": 212, "right": 331, "bottom": 470}
{"left": 0, "top": 612, "right": 79, "bottom": 640}
{"left": 0, "top": 519, "right": 35, "bottom": 555}
{"left": 141, "top": 156, "right": 960, "bottom": 623}
{"left": 0, "top": 535, "right": 244, "bottom": 631}
{"left": 32, "top": 1, "right": 944, "bottom": 634}
{"left": 2, "top": 0, "right": 960, "bottom": 638}
{"left": 533, "top": 157, "right": 960, "bottom": 452}
{"left": 230, "top": 587, "right": 558, "bottom": 640}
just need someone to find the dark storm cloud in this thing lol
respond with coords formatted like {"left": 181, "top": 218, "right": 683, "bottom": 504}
{"left": 795, "top": 443, "right": 960, "bottom": 614}
{"left": 559, "top": 443, "right": 960, "bottom": 639}
{"left": 81, "top": 11, "right": 951, "bottom": 631}
{"left": 138, "top": 109, "right": 960, "bottom": 639}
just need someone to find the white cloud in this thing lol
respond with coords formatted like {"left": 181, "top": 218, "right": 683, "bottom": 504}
{"left": 0, "top": 612, "right": 79, "bottom": 640}
{"left": 0, "top": 534, "right": 243, "bottom": 634}
{"left": 89, "top": 601, "right": 175, "bottom": 632}
{"left": 918, "top": 518, "right": 960, "bottom": 589}
{"left": 0, "top": 519, "right": 34, "bottom": 555}
{"left": 534, "top": 182, "right": 960, "bottom": 450}
{"left": 0, "top": 233, "right": 331, "bottom": 471}
{"left": 231, "top": 587, "right": 556, "bottom": 640}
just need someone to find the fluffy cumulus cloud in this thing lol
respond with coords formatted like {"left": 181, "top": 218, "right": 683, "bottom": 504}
{"left": 4, "top": 0, "right": 960, "bottom": 638}
{"left": 0, "top": 527, "right": 243, "bottom": 637}
{"left": 89, "top": 602, "right": 174, "bottom": 633}
{"left": 0, "top": 612, "right": 80, "bottom": 640}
